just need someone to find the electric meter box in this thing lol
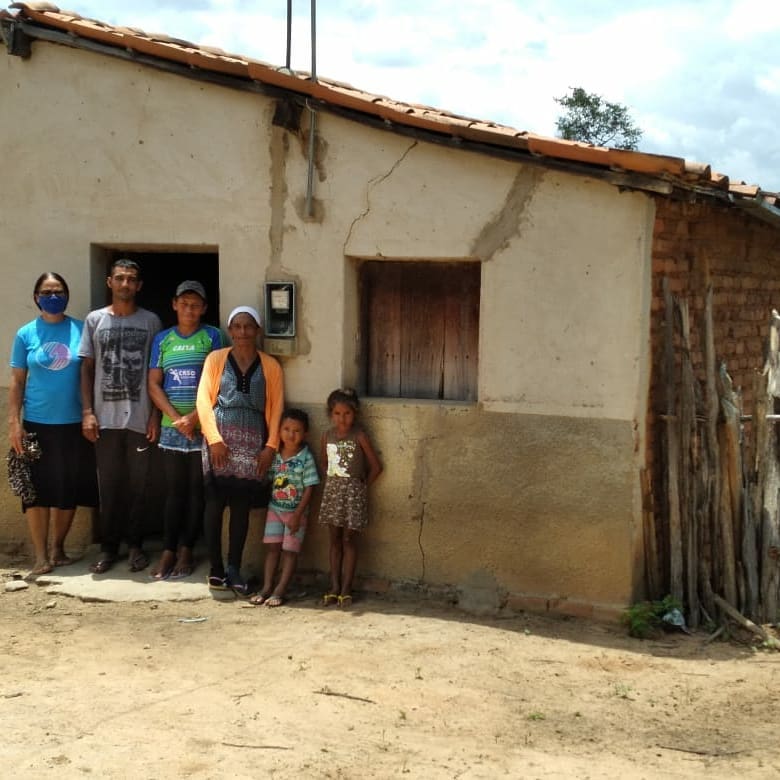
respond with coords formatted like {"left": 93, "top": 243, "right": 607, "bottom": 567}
{"left": 263, "top": 283, "right": 298, "bottom": 356}
{"left": 264, "top": 282, "right": 296, "bottom": 338}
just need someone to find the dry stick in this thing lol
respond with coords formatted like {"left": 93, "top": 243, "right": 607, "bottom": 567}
{"left": 712, "top": 593, "right": 768, "bottom": 642}
{"left": 678, "top": 297, "right": 699, "bottom": 627}
{"left": 314, "top": 688, "right": 376, "bottom": 704}
{"left": 657, "top": 743, "right": 746, "bottom": 757}
{"left": 663, "top": 279, "right": 683, "bottom": 605}
{"left": 745, "top": 372, "right": 766, "bottom": 621}
{"left": 760, "top": 311, "right": 780, "bottom": 622}
{"left": 702, "top": 282, "right": 720, "bottom": 611}
{"left": 703, "top": 625, "right": 725, "bottom": 645}
{"left": 221, "top": 742, "right": 291, "bottom": 750}
{"left": 717, "top": 364, "right": 739, "bottom": 608}
{"left": 641, "top": 467, "right": 660, "bottom": 599}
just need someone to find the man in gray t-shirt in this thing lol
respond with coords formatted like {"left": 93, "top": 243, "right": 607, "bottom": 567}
{"left": 79, "top": 259, "right": 161, "bottom": 575}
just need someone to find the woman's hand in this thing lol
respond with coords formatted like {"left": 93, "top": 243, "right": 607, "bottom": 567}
{"left": 210, "top": 441, "right": 229, "bottom": 470}
{"left": 8, "top": 418, "right": 24, "bottom": 455}
{"left": 255, "top": 446, "right": 275, "bottom": 478}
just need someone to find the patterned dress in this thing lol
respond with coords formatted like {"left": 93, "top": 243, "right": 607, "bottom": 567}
{"left": 201, "top": 353, "right": 270, "bottom": 506}
{"left": 318, "top": 426, "right": 368, "bottom": 530}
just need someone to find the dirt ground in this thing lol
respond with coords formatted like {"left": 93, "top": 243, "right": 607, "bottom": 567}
{"left": 2, "top": 563, "right": 780, "bottom": 779}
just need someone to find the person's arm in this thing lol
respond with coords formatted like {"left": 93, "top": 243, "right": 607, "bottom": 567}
{"left": 256, "top": 353, "right": 284, "bottom": 477}
{"left": 80, "top": 357, "right": 99, "bottom": 442}
{"left": 146, "top": 405, "right": 161, "bottom": 443}
{"left": 320, "top": 432, "right": 328, "bottom": 475}
{"left": 357, "top": 430, "right": 383, "bottom": 487}
{"left": 8, "top": 368, "right": 27, "bottom": 455}
{"left": 148, "top": 367, "right": 195, "bottom": 439}
{"left": 287, "top": 485, "right": 314, "bottom": 533}
{"left": 196, "top": 350, "right": 228, "bottom": 468}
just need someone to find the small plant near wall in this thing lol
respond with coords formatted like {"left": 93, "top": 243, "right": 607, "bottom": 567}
{"left": 622, "top": 595, "right": 682, "bottom": 639}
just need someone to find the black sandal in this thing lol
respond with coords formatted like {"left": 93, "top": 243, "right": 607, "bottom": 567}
{"left": 208, "top": 574, "right": 229, "bottom": 590}
{"left": 225, "top": 565, "right": 250, "bottom": 597}
{"left": 89, "top": 556, "right": 116, "bottom": 575}
{"left": 128, "top": 550, "right": 149, "bottom": 573}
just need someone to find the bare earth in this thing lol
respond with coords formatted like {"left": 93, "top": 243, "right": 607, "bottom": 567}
{"left": 2, "top": 564, "right": 779, "bottom": 779}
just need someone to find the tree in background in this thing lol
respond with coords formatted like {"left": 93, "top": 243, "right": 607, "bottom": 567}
{"left": 554, "top": 87, "right": 642, "bottom": 150}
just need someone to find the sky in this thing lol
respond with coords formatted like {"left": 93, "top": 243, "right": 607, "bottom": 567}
{"left": 65, "top": 0, "right": 780, "bottom": 191}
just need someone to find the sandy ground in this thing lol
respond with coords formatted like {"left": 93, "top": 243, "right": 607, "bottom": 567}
{"left": 2, "top": 560, "right": 780, "bottom": 780}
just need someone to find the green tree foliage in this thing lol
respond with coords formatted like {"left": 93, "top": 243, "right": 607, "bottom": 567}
{"left": 554, "top": 87, "right": 642, "bottom": 150}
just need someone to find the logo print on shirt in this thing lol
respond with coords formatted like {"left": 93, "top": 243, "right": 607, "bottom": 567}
{"left": 40, "top": 342, "right": 72, "bottom": 371}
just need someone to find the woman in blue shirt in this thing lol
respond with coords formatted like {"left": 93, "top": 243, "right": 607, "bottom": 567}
{"left": 9, "top": 272, "right": 87, "bottom": 575}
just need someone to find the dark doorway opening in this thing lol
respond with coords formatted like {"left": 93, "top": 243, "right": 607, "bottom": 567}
{"left": 87, "top": 246, "right": 221, "bottom": 543}
{"left": 91, "top": 247, "right": 220, "bottom": 327}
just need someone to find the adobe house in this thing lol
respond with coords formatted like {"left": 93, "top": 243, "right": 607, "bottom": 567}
{"left": 2, "top": 4, "right": 780, "bottom": 619}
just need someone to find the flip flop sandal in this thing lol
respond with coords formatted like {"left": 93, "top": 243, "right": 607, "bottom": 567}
{"left": 208, "top": 575, "right": 229, "bottom": 590}
{"left": 322, "top": 593, "right": 338, "bottom": 606}
{"left": 338, "top": 594, "right": 353, "bottom": 608}
{"left": 230, "top": 581, "right": 252, "bottom": 598}
{"left": 266, "top": 595, "right": 284, "bottom": 608}
{"left": 168, "top": 567, "right": 193, "bottom": 580}
{"left": 249, "top": 592, "right": 269, "bottom": 605}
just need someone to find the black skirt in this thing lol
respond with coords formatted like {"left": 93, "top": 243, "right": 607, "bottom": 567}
{"left": 22, "top": 421, "right": 98, "bottom": 510}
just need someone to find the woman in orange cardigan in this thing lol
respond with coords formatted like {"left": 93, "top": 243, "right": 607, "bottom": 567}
{"left": 196, "top": 306, "right": 284, "bottom": 595}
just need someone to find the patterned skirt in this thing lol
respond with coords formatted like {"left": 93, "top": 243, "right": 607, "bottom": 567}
{"left": 318, "top": 476, "right": 368, "bottom": 530}
{"left": 201, "top": 417, "right": 270, "bottom": 507}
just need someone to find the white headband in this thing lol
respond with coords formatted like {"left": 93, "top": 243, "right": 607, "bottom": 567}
{"left": 227, "top": 305, "right": 263, "bottom": 327}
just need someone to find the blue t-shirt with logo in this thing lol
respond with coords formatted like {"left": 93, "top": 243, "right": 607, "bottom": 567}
{"left": 10, "top": 316, "right": 84, "bottom": 424}
{"left": 149, "top": 324, "right": 225, "bottom": 452}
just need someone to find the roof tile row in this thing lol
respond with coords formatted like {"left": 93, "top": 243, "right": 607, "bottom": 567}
{"left": 4, "top": 2, "right": 778, "bottom": 207}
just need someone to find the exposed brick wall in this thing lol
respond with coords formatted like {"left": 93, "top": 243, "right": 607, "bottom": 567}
{"left": 647, "top": 195, "right": 780, "bottom": 586}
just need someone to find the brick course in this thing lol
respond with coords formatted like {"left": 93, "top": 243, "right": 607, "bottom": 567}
{"left": 647, "top": 195, "right": 780, "bottom": 590}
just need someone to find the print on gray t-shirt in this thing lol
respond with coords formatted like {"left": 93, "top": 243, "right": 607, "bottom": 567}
{"left": 79, "top": 307, "right": 162, "bottom": 434}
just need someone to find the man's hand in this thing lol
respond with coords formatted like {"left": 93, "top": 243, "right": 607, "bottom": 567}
{"left": 146, "top": 414, "right": 160, "bottom": 443}
{"left": 172, "top": 412, "right": 197, "bottom": 441}
{"left": 82, "top": 412, "right": 99, "bottom": 443}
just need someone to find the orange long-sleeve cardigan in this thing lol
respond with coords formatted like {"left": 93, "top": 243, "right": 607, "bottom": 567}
{"left": 196, "top": 347, "right": 284, "bottom": 452}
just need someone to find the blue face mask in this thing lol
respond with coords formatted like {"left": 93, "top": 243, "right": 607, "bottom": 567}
{"left": 38, "top": 294, "right": 68, "bottom": 315}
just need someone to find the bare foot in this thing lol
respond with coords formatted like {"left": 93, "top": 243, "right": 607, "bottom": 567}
{"left": 150, "top": 550, "right": 175, "bottom": 580}
{"left": 51, "top": 549, "right": 74, "bottom": 567}
{"left": 170, "top": 547, "right": 194, "bottom": 578}
{"left": 30, "top": 560, "right": 53, "bottom": 576}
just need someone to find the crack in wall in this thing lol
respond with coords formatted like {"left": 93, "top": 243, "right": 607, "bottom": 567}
{"left": 268, "top": 125, "right": 289, "bottom": 272}
{"left": 470, "top": 166, "right": 543, "bottom": 261}
{"left": 343, "top": 140, "right": 418, "bottom": 255}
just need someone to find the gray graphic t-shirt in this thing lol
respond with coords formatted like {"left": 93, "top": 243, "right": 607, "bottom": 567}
{"left": 79, "top": 307, "right": 162, "bottom": 434}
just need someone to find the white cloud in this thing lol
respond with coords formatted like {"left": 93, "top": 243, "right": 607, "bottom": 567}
{"left": 35, "top": 0, "right": 780, "bottom": 191}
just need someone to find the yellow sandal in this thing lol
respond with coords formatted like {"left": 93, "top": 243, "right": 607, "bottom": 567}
{"left": 338, "top": 594, "right": 353, "bottom": 608}
{"left": 322, "top": 592, "right": 338, "bottom": 606}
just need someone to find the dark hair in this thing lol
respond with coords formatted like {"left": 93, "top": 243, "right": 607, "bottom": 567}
{"left": 109, "top": 258, "right": 142, "bottom": 279}
{"left": 281, "top": 407, "right": 310, "bottom": 431}
{"left": 326, "top": 387, "right": 360, "bottom": 414}
{"left": 33, "top": 272, "right": 69, "bottom": 298}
